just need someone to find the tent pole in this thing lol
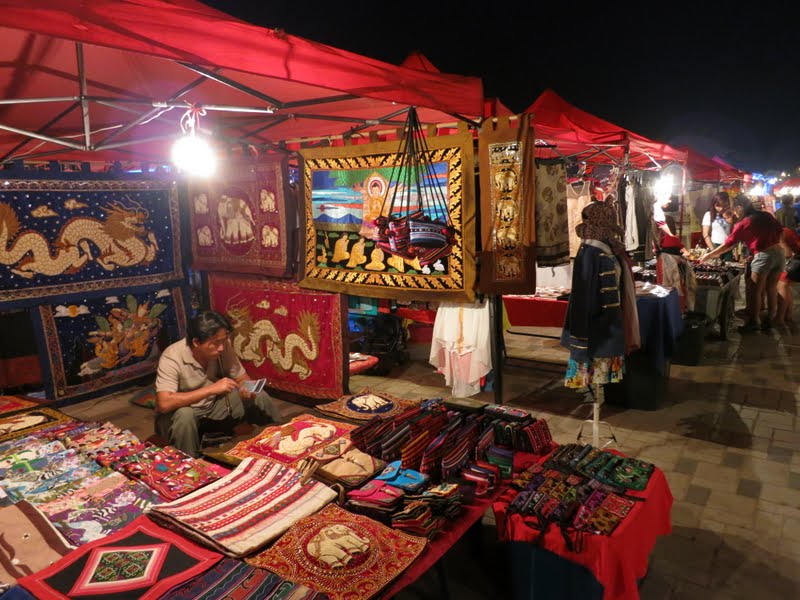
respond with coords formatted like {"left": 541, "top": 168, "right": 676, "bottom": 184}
{"left": 679, "top": 160, "right": 687, "bottom": 241}
{"left": 0, "top": 123, "right": 85, "bottom": 151}
{"left": 0, "top": 103, "right": 80, "bottom": 164}
{"left": 491, "top": 295, "right": 505, "bottom": 405}
{"left": 177, "top": 62, "right": 284, "bottom": 108}
{"left": 76, "top": 43, "right": 92, "bottom": 149}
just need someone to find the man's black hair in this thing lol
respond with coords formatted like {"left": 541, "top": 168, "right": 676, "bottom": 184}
{"left": 186, "top": 310, "right": 232, "bottom": 345}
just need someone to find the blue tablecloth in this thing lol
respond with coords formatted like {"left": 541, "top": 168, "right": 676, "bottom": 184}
{"left": 634, "top": 289, "right": 684, "bottom": 375}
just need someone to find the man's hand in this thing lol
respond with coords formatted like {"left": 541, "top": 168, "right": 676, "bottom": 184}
{"left": 211, "top": 377, "right": 238, "bottom": 396}
{"left": 239, "top": 381, "right": 256, "bottom": 400}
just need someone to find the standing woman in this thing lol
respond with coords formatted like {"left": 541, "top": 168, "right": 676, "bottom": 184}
{"left": 700, "top": 194, "right": 784, "bottom": 332}
{"left": 701, "top": 193, "right": 733, "bottom": 258}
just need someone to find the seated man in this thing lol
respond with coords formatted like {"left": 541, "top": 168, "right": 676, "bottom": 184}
{"left": 155, "top": 310, "right": 284, "bottom": 457}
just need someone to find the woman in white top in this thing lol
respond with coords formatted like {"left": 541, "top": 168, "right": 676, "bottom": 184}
{"left": 701, "top": 192, "right": 732, "bottom": 258}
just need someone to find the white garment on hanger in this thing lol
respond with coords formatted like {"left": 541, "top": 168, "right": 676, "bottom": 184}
{"left": 429, "top": 300, "right": 491, "bottom": 397}
{"left": 625, "top": 183, "right": 639, "bottom": 251}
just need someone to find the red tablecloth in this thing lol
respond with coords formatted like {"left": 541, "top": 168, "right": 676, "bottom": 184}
{"left": 493, "top": 450, "right": 673, "bottom": 600}
{"left": 503, "top": 296, "right": 568, "bottom": 328}
{"left": 382, "top": 487, "right": 503, "bottom": 598}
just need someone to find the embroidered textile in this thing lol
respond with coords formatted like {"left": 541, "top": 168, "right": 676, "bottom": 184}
{"left": 0, "top": 179, "right": 182, "bottom": 309}
{"left": 226, "top": 414, "right": 354, "bottom": 467}
{"left": 163, "top": 557, "right": 329, "bottom": 600}
{"left": 477, "top": 114, "right": 537, "bottom": 294}
{"left": 31, "top": 287, "right": 187, "bottom": 403}
{"left": 316, "top": 388, "right": 420, "bottom": 422}
{"left": 0, "top": 501, "right": 73, "bottom": 588}
{"left": 189, "top": 157, "right": 294, "bottom": 278}
{"left": 0, "top": 397, "right": 38, "bottom": 416}
{"left": 147, "top": 458, "right": 337, "bottom": 557}
{"left": 299, "top": 132, "right": 477, "bottom": 302}
{"left": 534, "top": 160, "right": 570, "bottom": 267}
{"left": 18, "top": 516, "right": 221, "bottom": 600}
{"left": 567, "top": 181, "right": 593, "bottom": 257}
{"left": 0, "top": 408, "right": 74, "bottom": 443}
{"left": 247, "top": 504, "right": 427, "bottom": 600}
{"left": 112, "top": 445, "right": 220, "bottom": 501}
{"left": 207, "top": 274, "right": 347, "bottom": 401}
{"left": 36, "top": 472, "right": 161, "bottom": 545}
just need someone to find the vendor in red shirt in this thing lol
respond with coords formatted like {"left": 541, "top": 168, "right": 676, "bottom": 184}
{"left": 777, "top": 227, "right": 800, "bottom": 327}
{"left": 701, "top": 194, "right": 784, "bottom": 332}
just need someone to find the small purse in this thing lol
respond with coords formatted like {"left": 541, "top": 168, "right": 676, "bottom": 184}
{"left": 317, "top": 448, "right": 385, "bottom": 488}
{"left": 346, "top": 479, "right": 405, "bottom": 508}
{"left": 374, "top": 460, "right": 429, "bottom": 492}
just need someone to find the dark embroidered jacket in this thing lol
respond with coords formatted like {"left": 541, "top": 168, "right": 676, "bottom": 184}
{"left": 560, "top": 240, "right": 625, "bottom": 362}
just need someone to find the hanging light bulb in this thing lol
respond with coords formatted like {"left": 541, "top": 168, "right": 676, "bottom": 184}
{"left": 171, "top": 104, "right": 217, "bottom": 177}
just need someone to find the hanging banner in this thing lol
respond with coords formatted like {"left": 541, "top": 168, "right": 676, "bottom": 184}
{"left": 298, "top": 131, "right": 476, "bottom": 301}
{"left": 189, "top": 156, "right": 295, "bottom": 278}
{"left": 477, "top": 114, "right": 537, "bottom": 294}
{"left": 207, "top": 273, "right": 347, "bottom": 401}
{"left": 0, "top": 179, "right": 182, "bottom": 309}
{"left": 32, "top": 287, "right": 187, "bottom": 404}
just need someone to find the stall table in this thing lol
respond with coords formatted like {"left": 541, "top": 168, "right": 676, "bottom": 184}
{"left": 493, "top": 450, "right": 673, "bottom": 600}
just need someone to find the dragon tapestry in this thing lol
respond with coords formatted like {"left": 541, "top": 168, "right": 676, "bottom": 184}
{"left": 207, "top": 273, "right": 347, "bottom": 402}
{"left": 299, "top": 131, "right": 476, "bottom": 301}
{"left": 0, "top": 179, "right": 182, "bottom": 308}
{"left": 31, "top": 287, "right": 187, "bottom": 404}
{"left": 477, "top": 114, "right": 537, "bottom": 294}
{"left": 189, "top": 156, "right": 295, "bottom": 277}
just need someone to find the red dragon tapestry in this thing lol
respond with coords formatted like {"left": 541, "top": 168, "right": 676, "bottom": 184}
{"left": 207, "top": 274, "right": 347, "bottom": 402}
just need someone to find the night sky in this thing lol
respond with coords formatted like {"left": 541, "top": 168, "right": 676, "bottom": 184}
{"left": 204, "top": 1, "right": 800, "bottom": 174}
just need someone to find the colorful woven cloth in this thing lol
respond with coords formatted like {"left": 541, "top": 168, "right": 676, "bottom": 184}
{"left": 316, "top": 389, "right": 420, "bottom": 422}
{"left": 0, "top": 408, "right": 74, "bottom": 444}
{"left": 247, "top": 504, "right": 427, "bottom": 600}
{"left": 226, "top": 415, "right": 354, "bottom": 467}
{"left": 18, "top": 516, "right": 221, "bottom": 600}
{"left": 0, "top": 396, "right": 38, "bottom": 417}
{"left": 162, "top": 558, "right": 329, "bottom": 600}
{"left": 36, "top": 472, "right": 161, "bottom": 545}
{"left": 0, "top": 501, "right": 73, "bottom": 589}
{"left": 147, "top": 458, "right": 337, "bottom": 557}
{"left": 112, "top": 445, "right": 221, "bottom": 501}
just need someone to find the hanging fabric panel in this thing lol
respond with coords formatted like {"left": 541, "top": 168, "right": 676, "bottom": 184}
{"left": 534, "top": 159, "right": 570, "bottom": 267}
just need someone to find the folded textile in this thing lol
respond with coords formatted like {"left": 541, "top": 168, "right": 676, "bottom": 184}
{"left": 147, "top": 458, "right": 337, "bottom": 557}
{"left": 161, "top": 557, "right": 329, "bottom": 600}
{"left": 0, "top": 501, "right": 73, "bottom": 590}
{"left": 316, "top": 388, "right": 420, "bottom": 422}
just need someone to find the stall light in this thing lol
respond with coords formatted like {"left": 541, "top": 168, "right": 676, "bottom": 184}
{"left": 748, "top": 185, "right": 766, "bottom": 197}
{"left": 653, "top": 175, "right": 674, "bottom": 202}
{"left": 171, "top": 104, "right": 216, "bottom": 177}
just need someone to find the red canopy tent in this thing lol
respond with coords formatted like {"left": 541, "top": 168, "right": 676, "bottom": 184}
{"left": 0, "top": 0, "right": 484, "bottom": 164}
{"left": 524, "top": 89, "right": 683, "bottom": 171}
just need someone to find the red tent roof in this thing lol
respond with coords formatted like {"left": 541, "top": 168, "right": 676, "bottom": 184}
{"left": 525, "top": 89, "right": 682, "bottom": 170}
{"left": 0, "top": 0, "right": 484, "bottom": 163}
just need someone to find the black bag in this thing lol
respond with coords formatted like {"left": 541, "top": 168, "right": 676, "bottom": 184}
{"left": 786, "top": 254, "right": 800, "bottom": 282}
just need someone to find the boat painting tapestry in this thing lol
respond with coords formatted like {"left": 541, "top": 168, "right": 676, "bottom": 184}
{"left": 299, "top": 131, "right": 476, "bottom": 301}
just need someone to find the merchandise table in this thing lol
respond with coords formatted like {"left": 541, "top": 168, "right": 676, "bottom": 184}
{"left": 381, "top": 488, "right": 503, "bottom": 598}
{"left": 493, "top": 450, "right": 673, "bottom": 600}
{"left": 503, "top": 290, "right": 684, "bottom": 376}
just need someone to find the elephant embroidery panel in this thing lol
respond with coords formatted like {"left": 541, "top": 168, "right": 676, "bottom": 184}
{"left": 247, "top": 504, "right": 427, "bottom": 600}
{"left": 207, "top": 274, "right": 347, "bottom": 401}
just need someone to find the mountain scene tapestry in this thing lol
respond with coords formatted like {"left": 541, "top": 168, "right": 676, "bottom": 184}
{"left": 298, "top": 131, "right": 476, "bottom": 301}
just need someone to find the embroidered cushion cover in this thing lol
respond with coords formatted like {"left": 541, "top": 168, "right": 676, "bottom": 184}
{"left": 18, "top": 516, "right": 221, "bottom": 600}
{"left": 247, "top": 504, "right": 426, "bottom": 600}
